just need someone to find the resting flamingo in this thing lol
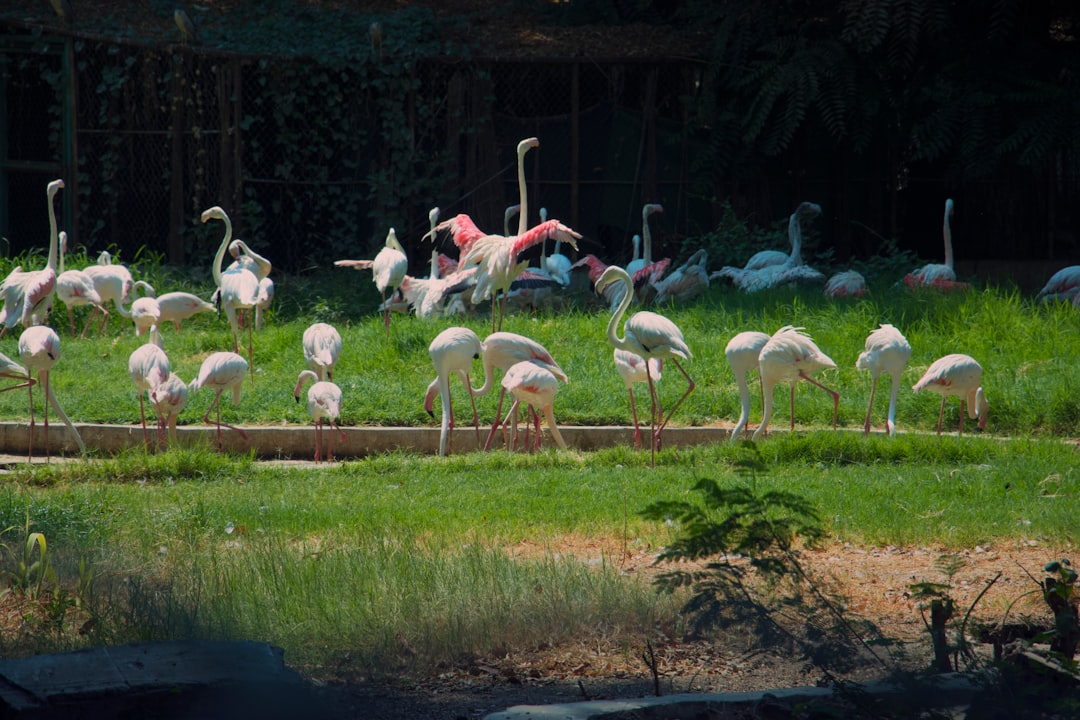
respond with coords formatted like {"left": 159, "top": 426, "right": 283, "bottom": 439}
{"left": 614, "top": 348, "right": 662, "bottom": 450}
{"left": 56, "top": 231, "right": 106, "bottom": 338}
{"left": 128, "top": 334, "right": 170, "bottom": 446}
{"left": 149, "top": 373, "right": 189, "bottom": 446}
{"left": 716, "top": 201, "right": 819, "bottom": 282}
{"left": 906, "top": 199, "right": 966, "bottom": 289}
{"left": 725, "top": 331, "right": 770, "bottom": 442}
{"left": 294, "top": 369, "right": 346, "bottom": 462}
{"left": 203, "top": 206, "right": 259, "bottom": 377}
{"left": 18, "top": 325, "right": 85, "bottom": 460}
{"left": 651, "top": 249, "right": 710, "bottom": 305}
{"left": 752, "top": 326, "right": 838, "bottom": 441}
{"left": 0, "top": 179, "right": 62, "bottom": 336}
{"left": 496, "top": 360, "right": 567, "bottom": 452}
{"left": 824, "top": 270, "right": 868, "bottom": 298}
{"left": 1036, "top": 265, "right": 1080, "bottom": 302}
{"left": 424, "top": 326, "right": 483, "bottom": 456}
{"left": 912, "top": 353, "right": 988, "bottom": 435}
{"left": 474, "top": 331, "right": 567, "bottom": 451}
{"left": 594, "top": 265, "right": 693, "bottom": 463}
{"left": 335, "top": 227, "right": 408, "bottom": 341}
{"left": 625, "top": 203, "right": 663, "bottom": 277}
{"left": 855, "top": 324, "right": 912, "bottom": 436}
{"left": 189, "top": 351, "right": 249, "bottom": 450}
{"left": 303, "top": 322, "right": 342, "bottom": 381}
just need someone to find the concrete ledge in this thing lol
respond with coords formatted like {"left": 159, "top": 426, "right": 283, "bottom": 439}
{"left": 0, "top": 423, "right": 738, "bottom": 460}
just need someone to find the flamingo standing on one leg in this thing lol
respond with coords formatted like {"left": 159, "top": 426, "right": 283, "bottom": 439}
{"left": 149, "top": 372, "right": 189, "bottom": 446}
{"left": 613, "top": 349, "right": 662, "bottom": 450}
{"left": 335, "top": 227, "right": 408, "bottom": 341}
{"left": 18, "top": 325, "right": 85, "bottom": 461}
{"left": 856, "top": 324, "right": 912, "bottom": 436}
{"left": 424, "top": 326, "right": 483, "bottom": 456}
{"left": 752, "top": 326, "right": 839, "bottom": 441}
{"left": 302, "top": 322, "right": 342, "bottom": 381}
{"left": 55, "top": 231, "right": 106, "bottom": 338}
{"left": 293, "top": 369, "right": 346, "bottom": 462}
{"left": 725, "top": 331, "right": 770, "bottom": 442}
{"left": 203, "top": 206, "right": 259, "bottom": 378}
{"left": 189, "top": 351, "right": 249, "bottom": 450}
{"left": 128, "top": 332, "right": 170, "bottom": 447}
{"left": 473, "top": 331, "right": 567, "bottom": 451}
{"left": 912, "top": 353, "right": 988, "bottom": 436}
{"left": 594, "top": 265, "right": 693, "bottom": 464}
{"left": 497, "top": 360, "right": 567, "bottom": 452}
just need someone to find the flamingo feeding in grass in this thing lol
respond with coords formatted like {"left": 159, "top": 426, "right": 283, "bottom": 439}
{"left": 56, "top": 231, "right": 106, "bottom": 338}
{"left": 425, "top": 326, "right": 483, "bottom": 456}
{"left": 614, "top": 348, "right": 662, "bottom": 450}
{"left": 18, "top": 325, "right": 84, "bottom": 461}
{"left": 149, "top": 372, "right": 188, "bottom": 447}
{"left": 189, "top": 351, "right": 249, "bottom": 450}
{"left": 154, "top": 291, "right": 216, "bottom": 332}
{"left": 128, "top": 333, "right": 170, "bottom": 446}
{"left": 496, "top": 360, "right": 567, "bottom": 452}
{"left": 725, "top": 331, "right": 770, "bottom": 442}
{"left": 294, "top": 369, "right": 346, "bottom": 462}
{"left": 856, "top": 324, "right": 912, "bottom": 436}
{"left": 335, "top": 227, "right": 408, "bottom": 341}
{"left": 912, "top": 353, "right": 988, "bottom": 436}
{"left": 752, "top": 326, "right": 839, "bottom": 441}
{"left": 0, "top": 179, "right": 63, "bottom": 336}
{"left": 594, "top": 265, "right": 693, "bottom": 463}
{"left": 203, "top": 206, "right": 259, "bottom": 378}
{"left": 82, "top": 251, "right": 137, "bottom": 335}
{"left": 302, "top": 322, "right": 342, "bottom": 381}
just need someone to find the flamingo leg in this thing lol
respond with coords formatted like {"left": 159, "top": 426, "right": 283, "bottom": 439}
{"left": 958, "top": 400, "right": 966, "bottom": 436}
{"left": 789, "top": 384, "right": 797, "bottom": 432}
{"left": 446, "top": 395, "right": 455, "bottom": 456}
{"left": 247, "top": 317, "right": 255, "bottom": 382}
{"left": 654, "top": 359, "right": 695, "bottom": 439}
{"left": 26, "top": 380, "right": 35, "bottom": 461}
{"left": 67, "top": 308, "right": 76, "bottom": 338}
{"left": 798, "top": 372, "right": 840, "bottom": 429}
{"left": 79, "top": 308, "right": 99, "bottom": 339}
{"left": 645, "top": 367, "right": 659, "bottom": 465}
{"left": 138, "top": 392, "right": 149, "bottom": 448}
{"left": 465, "top": 374, "right": 480, "bottom": 449}
{"left": 863, "top": 375, "right": 879, "bottom": 436}
{"left": 530, "top": 406, "right": 542, "bottom": 452}
{"left": 382, "top": 290, "right": 391, "bottom": 342}
{"left": 483, "top": 389, "right": 508, "bottom": 451}
{"left": 500, "top": 398, "right": 521, "bottom": 451}
{"left": 42, "top": 372, "right": 50, "bottom": 463}
{"left": 936, "top": 397, "right": 946, "bottom": 436}
{"left": 314, "top": 419, "right": 322, "bottom": 462}
{"left": 627, "top": 387, "right": 641, "bottom": 450}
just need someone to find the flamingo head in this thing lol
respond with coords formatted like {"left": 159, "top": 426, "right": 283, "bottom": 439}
{"left": 945, "top": 198, "right": 954, "bottom": 217}
{"left": 428, "top": 207, "right": 440, "bottom": 227}
{"left": 517, "top": 137, "right": 540, "bottom": 155}
{"left": 201, "top": 206, "right": 227, "bottom": 224}
{"left": 385, "top": 228, "right": 404, "bottom": 253}
{"left": 47, "top": 178, "right": 64, "bottom": 196}
{"left": 643, "top": 203, "right": 663, "bottom": 218}
{"left": 59, "top": 231, "right": 67, "bottom": 254}
{"left": 797, "top": 202, "right": 822, "bottom": 218}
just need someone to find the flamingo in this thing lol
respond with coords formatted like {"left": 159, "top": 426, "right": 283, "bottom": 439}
{"left": 128, "top": 334, "right": 170, "bottom": 446}
{"left": 651, "top": 249, "right": 710, "bottom": 305}
{"left": 725, "top": 331, "right": 770, "bottom": 442}
{"left": 55, "top": 231, "right": 106, "bottom": 338}
{"left": 301, "top": 322, "right": 342, "bottom": 382}
{"left": 625, "top": 234, "right": 643, "bottom": 276}
{"left": 130, "top": 295, "right": 161, "bottom": 337}
{"left": 496, "top": 360, "right": 567, "bottom": 452}
{"left": 81, "top": 250, "right": 137, "bottom": 335}
{"left": 504, "top": 204, "right": 521, "bottom": 236}
{"left": 594, "top": 265, "right": 693, "bottom": 462}
{"left": 752, "top": 326, "right": 839, "bottom": 441}
{"left": 203, "top": 206, "right": 259, "bottom": 377}
{"left": 154, "top": 291, "right": 215, "bottom": 331}
{"left": 335, "top": 227, "right": 408, "bottom": 341}
{"left": 473, "top": 331, "right": 567, "bottom": 451}
{"left": 149, "top": 372, "right": 189, "bottom": 447}
{"left": 514, "top": 137, "right": 539, "bottom": 235}
{"left": 824, "top": 269, "right": 868, "bottom": 298}
{"left": 0, "top": 179, "right": 62, "bottom": 336}
{"left": 856, "top": 324, "right": 912, "bottom": 436}
{"left": 540, "top": 208, "right": 573, "bottom": 287}
{"left": 229, "top": 239, "right": 274, "bottom": 329}
{"left": 912, "top": 353, "right": 988, "bottom": 435}
{"left": 906, "top": 199, "right": 958, "bottom": 288}
{"left": 716, "top": 201, "right": 820, "bottom": 282}
{"left": 189, "top": 351, "right": 249, "bottom": 450}
{"left": 1036, "top": 265, "right": 1080, "bottom": 302}
{"left": 293, "top": 369, "right": 346, "bottom": 462}
{"left": 460, "top": 218, "right": 582, "bottom": 331}
{"left": 424, "top": 326, "right": 483, "bottom": 456}
{"left": 613, "top": 348, "right": 662, "bottom": 450}
{"left": 18, "top": 325, "right": 85, "bottom": 461}
{"left": 636, "top": 204, "right": 664, "bottom": 271}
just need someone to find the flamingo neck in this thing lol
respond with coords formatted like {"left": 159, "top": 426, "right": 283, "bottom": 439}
{"left": 470, "top": 353, "right": 496, "bottom": 397}
{"left": 642, "top": 214, "right": 653, "bottom": 265}
{"left": 605, "top": 271, "right": 634, "bottom": 352}
{"left": 430, "top": 249, "right": 440, "bottom": 280}
{"left": 788, "top": 211, "right": 803, "bottom": 265}
{"left": 942, "top": 206, "right": 954, "bottom": 270}
{"left": 46, "top": 189, "right": 60, "bottom": 272}
{"left": 58, "top": 234, "right": 66, "bottom": 275}
{"left": 212, "top": 214, "right": 233, "bottom": 287}
{"left": 516, "top": 145, "right": 532, "bottom": 236}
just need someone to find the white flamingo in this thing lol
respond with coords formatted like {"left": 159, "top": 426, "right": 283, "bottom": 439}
{"left": 725, "top": 330, "right": 770, "bottom": 442}
{"left": 0, "top": 179, "right": 62, "bottom": 336}
{"left": 130, "top": 295, "right": 161, "bottom": 337}
{"left": 474, "top": 331, "right": 567, "bottom": 451}
{"left": 613, "top": 348, "right": 662, "bottom": 450}
{"left": 717, "top": 201, "right": 819, "bottom": 279}
{"left": 1036, "top": 265, "right": 1080, "bottom": 302}
{"left": 149, "top": 372, "right": 189, "bottom": 446}
{"left": 82, "top": 250, "right": 137, "bottom": 335}
{"left": 203, "top": 206, "right": 259, "bottom": 378}
{"left": 154, "top": 291, "right": 216, "bottom": 331}
{"left": 752, "top": 326, "right": 839, "bottom": 441}
{"left": 514, "top": 137, "right": 539, "bottom": 235}
{"left": 625, "top": 234, "right": 643, "bottom": 276}
{"left": 128, "top": 334, "right": 170, "bottom": 446}
{"left": 293, "top": 369, "right": 346, "bottom": 462}
{"left": 651, "top": 249, "right": 710, "bottom": 305}
{"left": 497, "top": 360, "right": 567, "bottom": 452}
{"left": 907, "top": 199, "right": 957, "bottom": 287}
{"left": 55, "top": 231, "right": 106, "bottom": 338}
{"left": 912, "top": 353, "right": 988, "bottom": 435}
{"left": 424, "top": 326, "right": 483, "bottom": 456}
{"left": 824, "top": 269, "right": 868, "bottom": 298}
{"left": 302, "top": 322, "right": 343, "bottom": 381}
{"left": 856, "top": 324, "right": 912, "bottom": 436}
{"left": 189, "top": 351, "right": 249, "bottom": 450}
{"left": 594, "top": 265, "right": 693, "bottom": 462}
{"left": 18, "top": 325, "right": 84, "bottom": 460}
{"left": 335, "top": 227, "right": 408, "bottom": 341}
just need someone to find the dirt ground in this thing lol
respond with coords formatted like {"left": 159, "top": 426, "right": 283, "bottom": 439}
{"left": 306, "top": 537, "right": 1072, "bottom": 720}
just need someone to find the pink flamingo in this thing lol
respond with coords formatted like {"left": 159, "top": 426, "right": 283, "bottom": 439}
{"left": 496, "top": 360, "right": 567, "bottom": 452}
{"left": 424, "top": 326, "right": 483, "bottom": 456}
{"left": 614, "top": 348, "right": 662, "bottom": 450}
{"left": 335, "top": 227, "right": 408, "bottom": 341}
{"left": 55, "top": 231, "right": 106, "bottom": 338}
{"left": 0, "top": 179, "right": 62, "bottom": 336}
{"left": 189, "top": 351, "right": 249, "bottom": 450}
{"left": 912, "top": 353, "right": 988, "bottom": 435}
{"left": 293, "top": 370, "right": 346, "bottom": 462}
{"left": 725, "top": 331, "right": 770, "bottom": 442}
{"left": 856, "top": 324, "right": 912, "bottom": 436}
{"left": 752, "top": 326, "right": 839, "bottom": 441}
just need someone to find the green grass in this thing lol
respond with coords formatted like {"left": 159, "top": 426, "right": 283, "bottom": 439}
{"left": 0, "top": 434, "right": 1076, "bottom": 674}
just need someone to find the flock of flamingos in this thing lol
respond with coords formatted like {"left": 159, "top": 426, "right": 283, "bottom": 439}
{"left": 3, "top": 138, "right": 1077, "bottom": 462}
